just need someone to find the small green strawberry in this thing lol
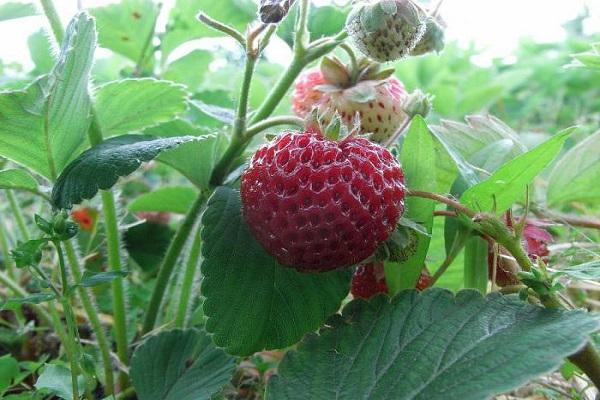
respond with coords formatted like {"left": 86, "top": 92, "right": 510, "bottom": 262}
{"left": 410, "top": 15, "right": 445, "bottom": 56}
{"left": 346, "top": 0, "right": 426, "bottom": 62}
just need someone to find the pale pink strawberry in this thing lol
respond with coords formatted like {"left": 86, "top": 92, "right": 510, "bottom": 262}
{"left": 291, "top": 57, "right": 409, "bottom": 144}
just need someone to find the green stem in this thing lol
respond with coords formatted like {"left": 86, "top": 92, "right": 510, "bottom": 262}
{"left": 174, "top": 226, "right": 202, "bottom": 328}
{"left": 0, "top": 219, "right": 15, "bottom": 279}
{"left": 53, "top": 241, "right": 81, "bottom": 400}
{"left": 246, "top": 116, "right": 304, "bottom": 137}
{"left": 99, "top": 190, "right": 129, "bottom": 388}
{"left": 64, "top": 241, "right": 115, "bottom": 396}
{"left": 197, "top": 12, "right": 245, "bottom": 47}
{"left": 248, "top": 58, "right": 305, "bottom": 126}
{"left": 463, "top": 236, "right": 489, "bottom": 294}
{"left": 39, "top": 0, "right": 64, "bottom": 44}
{"left": 142, "top": 195, "right": 206, "bottom": 333}
{"left": 6, "top": 190, "right": 30, "bottom": 241}
{"left": 294, "top": 0, "right": 310, "bottom": 55}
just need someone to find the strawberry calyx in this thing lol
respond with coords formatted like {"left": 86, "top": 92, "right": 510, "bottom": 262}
{"left": 316, "top": 56, "right": 396, "bottom": 93}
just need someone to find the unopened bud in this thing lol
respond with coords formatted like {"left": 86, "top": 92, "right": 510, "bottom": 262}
{"left": 403, "top": 89, "right": 433, "bottom": 118}
{"left": 259, "top": 0, "right": 292, "bottom": 24}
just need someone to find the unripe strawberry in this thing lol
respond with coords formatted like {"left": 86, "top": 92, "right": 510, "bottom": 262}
{"left": 410, "top": 15, "right": 445, "bottom": 56}
{"left": 416, "top": 268, "right": 431, "bottom": 291}
{"left": 351, "top": 262, "right": 388, "bottom": 299}
{"left": 291, "top": 57, "right": 409, "bottom": 144}
{"left": 241, "top": 128, "right": 406, "bottom": 272}
{"left": 346, "top": 0, "right": 426, "bottom": 62}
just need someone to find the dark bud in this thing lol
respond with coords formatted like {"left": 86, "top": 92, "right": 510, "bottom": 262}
{"left": 259, "top": 0, "right": 292, "bottom": 24}
{"left": 53, "top": 211, "right": 79, "bottom": 241}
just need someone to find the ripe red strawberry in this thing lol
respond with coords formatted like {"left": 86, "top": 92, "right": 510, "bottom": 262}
{"left": 416, "top": 268, "right": 431, "bottom": 291}
{"left": 488, "top": 220, "right": 553, "bottom": 286}
{"left": 291, "top": 57, "right": 408, "bottom": 144}
{"left": 351, "top": 262, "right": 388, "bottom": 299}
{"left": 241, "top": 129, "right": 406, "bottom": 272}
{"left": 71, "top": 207, "right": 95, "bottom": 231}
{"left": 346, "top": 0, "right": 426, "bottom": 62}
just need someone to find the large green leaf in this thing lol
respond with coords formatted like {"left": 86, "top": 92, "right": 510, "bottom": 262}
{"left": 129, "top": 186, "right": 198, "bottom": 214}
{"left": 94, "top": 79, "right": 188, "bottom": 137}
{"left": 51, "top": 135, "right": 201, "bottom": 209}
{"left": 0, "top": 169, "right": 38, "bottom": 192}
{"left": 161, "top": 0, "right": 256, "bottom": 61}
{"left": 547, "top": 130, "right": 600, "bottom": 206}
{"left": 131, "top": 329, "right": 235, "bottom": 400}
{"left": 268, "top": 289, "right": 600, "bottom": 400}
{"left": 163, "top": 50, "right": 213, "bottom": 92}
{"left": 0, "top": 13, "right": 96, "bottom": 180}
{"left": 147, "top": 120, "right": 228, "bottom": 189}
{"left": 386, "top": 117, "right": 436, "bottom": 293}
{"left": 201, "top": 187, "right": 350, "bottom": 356}
{"left": 461, "top": 128, "right": 575, "bottom": 214}
{"left": 90, "top": 0, "right": 160, "bottom": 63}
{"left": 0, "top": 2, "right": 36, "bottom": 22}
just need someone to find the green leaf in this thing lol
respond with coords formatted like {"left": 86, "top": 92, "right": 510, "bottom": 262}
{"left": 129, "top": 186, "right": 198, "bottom": 214}
{"left": 461, "top": 127, "right": 575, "bottom": 214}
{"left": 90, "top": 0, "right": 160, "bottom": 63}
{"left": 148, "top": 120, "right": 228, "bottom": 189}
{"left": 11, "top": 239, "right": 48, "bottom": 269}
{"left": 0, "top": 13, "right": 96, "bottom": 179}
{"left": 1, "top": 293, "right": 56, "bottom": 311}
{"left": 124, "top": 221, "right": 174, "bottom": 273}
{"left": 386, "top": 116, "right": 436, "bottom": 293}
{"left": 201, "top": 187, "right": 350, "bottom": 356}
{"left": 27, "top": 30, "right": 55, "bottom": 74}
{"left": 190, "top": 100, "right": 235, "bottom": 125}
{"left": 443, "top": 140, "right": 516, "bottom": 259}
{"left": 51, "top": 134, "right": 201, "bottom": 209}
{"left": 35, "top": 364, "right": 85, "bottom": 400}
{"left": 164, "top": 50, "right": 213, "bottom": 92}
{"left": 268, "top": 289, "right": 600, "bottom": 400}
{"left": 553, "top": 261, "right": 600, "bottom": 281}
{"left": 0, "top": 169, "right": 38, "bottom": 192}
{"left": 94, "top": 79, "right": 188, "bottom": 137}
{"left": 77, "top": 270, "right": 130, "bottom": 288}
{"left": 0, "top": 354, "right": 19, "bottom": 395}
{"left": 131, "top": 329, "right": 235, "bottom": 400}
{"left": 547, "top": 130, "right": 600, "bottom": 206}
{"left": 0, "top": 2, "right": 37, "bottom": 22}
{"left": 161, "top": 0, "right": 256, "bottom": 61}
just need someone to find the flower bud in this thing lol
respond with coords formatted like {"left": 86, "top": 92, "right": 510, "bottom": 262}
{"left": 403, "top": 89, "right": 433, "bottom": 118}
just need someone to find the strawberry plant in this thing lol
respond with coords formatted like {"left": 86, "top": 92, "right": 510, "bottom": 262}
{"left": 0, "top": 0, "right": 600, "bottom": 399}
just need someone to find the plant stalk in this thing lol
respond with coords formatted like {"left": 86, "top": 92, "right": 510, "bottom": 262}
{"left": 142, "top": 195, "right": 206, "bottom": 333}
{"left": 64, "top": 241, "right": 115, "bottom": 396}
{"left": 174, "top": 226, "right": 202, "bottom": 328}
{"left": 39, "top": 0, "right": 64, "bottom": 44}
{"left": 53, "top": 241, "right": 82, "bottom": 400}
{"left": 6, "top": 190, "right": 30, "bottom": 241}
{"left": 0, "top": 219, "right": 15, "bottom": 279}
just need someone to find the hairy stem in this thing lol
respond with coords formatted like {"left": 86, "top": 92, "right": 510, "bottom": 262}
{"left": 174, "top": 226, "right": 202, "bottom": 328}
{"left": 197, "top": 12, "right": 245, "bottom": 46}
{"left": 99, "top": 190, "right": 129, "bottom": 387}
{"left": 6, "top": 190, "right": 30, "bottom": 241}
{"left": 0, "top": 219, "right": 15, "bottom": 279}
{"left": 142, "top": 195, "right": 206, "bottom": 333}
{"left": 64, "top": 241, "right": 115, "bottom": 396}
{"left": 53, "top": 241, "right": 81, "bottom": 400}
{"left": 40, "top": 0, "right": 64, "bottom": 44}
